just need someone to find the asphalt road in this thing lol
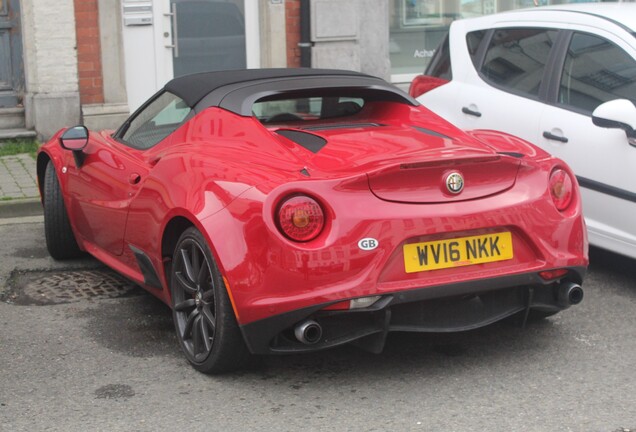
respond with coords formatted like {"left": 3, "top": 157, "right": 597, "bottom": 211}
{"left": 0, "top": 218, "right": 634, "bottom": 432}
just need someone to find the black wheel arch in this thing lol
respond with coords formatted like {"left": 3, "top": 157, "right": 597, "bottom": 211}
{"left": 161, "top": 216, "right": 196, "bottom": 298}
{"left": 36, "top": 152, "right": 52, "bottom": 200}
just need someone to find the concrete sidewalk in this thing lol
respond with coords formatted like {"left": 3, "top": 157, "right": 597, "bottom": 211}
{"left": 0, "top": 153, "right": 42, "bottom": 219}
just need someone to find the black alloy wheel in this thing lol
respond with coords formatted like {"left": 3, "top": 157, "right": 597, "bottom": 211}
{"left": 170, "top": 227, "right": 250, "bottom": 374}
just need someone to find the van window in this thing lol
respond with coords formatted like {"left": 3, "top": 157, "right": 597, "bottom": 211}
{"left": 426, "top": 34, "right": 452, "bottom": 80}
{"left": 559, "top": 32, "right": 636, "bottom": 113}
{"left": 467, "top": 30, "right": 487, "bottom": 68}
{"left": 480, "top": 28, "right": 557, "bottom": 97}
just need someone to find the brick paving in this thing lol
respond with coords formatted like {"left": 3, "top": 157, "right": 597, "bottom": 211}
{"left": 0, "top": 154, "right": 39, "bottom": 200}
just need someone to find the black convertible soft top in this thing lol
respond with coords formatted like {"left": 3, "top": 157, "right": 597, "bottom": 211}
{"left": 163, "top": 68, "right": 417, "bottom": 114}
{"left": 165, "top": 68, "right": 369, "bottom": 107}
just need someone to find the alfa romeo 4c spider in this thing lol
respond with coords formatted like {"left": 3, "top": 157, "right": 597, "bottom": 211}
{"left": 37, "top": 69, "right": 588, "bottom": 373}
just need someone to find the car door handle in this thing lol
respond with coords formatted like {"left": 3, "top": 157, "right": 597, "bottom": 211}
{"left": 542, "top": 131, "right": 569, "bottom": 143}
{"left": 461, "top": 107, "right": 482, "bottom": 117}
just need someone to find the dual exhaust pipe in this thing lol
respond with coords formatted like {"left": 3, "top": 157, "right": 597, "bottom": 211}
{"left": 293, "top": 282, "right": 583, "bottom": 344}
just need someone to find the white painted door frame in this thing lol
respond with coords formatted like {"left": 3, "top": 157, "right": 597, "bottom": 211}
{"left": 122, "top": 0, "right": 260, "bottom": 112}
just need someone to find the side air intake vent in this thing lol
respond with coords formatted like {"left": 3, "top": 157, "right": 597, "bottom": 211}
{"left": 276, "top": 130, "right": 328, "bottom": 153}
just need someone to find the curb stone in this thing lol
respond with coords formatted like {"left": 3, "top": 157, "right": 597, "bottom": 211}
{"left": 0, "top": 197, "right": 43, "bottom": 219}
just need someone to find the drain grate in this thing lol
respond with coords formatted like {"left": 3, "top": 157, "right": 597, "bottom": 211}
{"left": 5, "top": 269, "right": 142, "bottom": 305}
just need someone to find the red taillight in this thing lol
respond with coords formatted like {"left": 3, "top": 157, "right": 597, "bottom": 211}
{"left": 539, "top": 269, "right": 569, "bottom": 281}
{"left": 408, "top": 75, "right": 449, "bottom": 98}
{"left": 277, "top": 195, "right": 324, "bottom": 242}
{"left": 549, "top": 168, "right": 573, "bottom": 211}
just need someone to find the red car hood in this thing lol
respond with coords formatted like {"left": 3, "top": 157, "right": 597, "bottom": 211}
{"left": 275, "top": 124, "right": 521, "bottom": 203}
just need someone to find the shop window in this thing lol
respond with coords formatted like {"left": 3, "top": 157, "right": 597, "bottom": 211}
{"left": 389, "top": 0, "right": 602, "bottom": 83}
{"left": 389, "top": 0, "right": 506, "bottom": 79}
{"left": 389, "top": 0, "right": 456, "bottom": 77}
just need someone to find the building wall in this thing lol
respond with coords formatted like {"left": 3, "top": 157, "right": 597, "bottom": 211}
{"left": 285, "top": 0, "right": 301, "bottom": 67}
{"left": 285, "top": 0, "right": 390, "bottom": 80}
{"left": 22, "top": 0, "right": 80, "bottom": 139}
{"left": 74, "top": 0, "right": 104, "bottom": 105}
{"left": 358, "top": 0, "right": 390, "bottom": 81}
{"left": 19, "top": 0, "right": 128, "bottom": 138}
{"left": 16, "top": 0, "right": 433, "bottom": 139}
{"left": 82, "top": 0, "right": 129, "bottom": 131}
{"left": 259, "top": 0, "right": 287, "bottom": 68}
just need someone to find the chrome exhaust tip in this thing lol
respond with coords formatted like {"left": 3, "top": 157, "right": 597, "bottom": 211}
{"left": 294, "top": 320, "right": 322, "bottom": 345}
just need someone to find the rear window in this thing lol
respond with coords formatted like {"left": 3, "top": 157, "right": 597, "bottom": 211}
{"left": 425, "top": 35, "right": 452, "bottom": 80}
{"left": 253, "top": 96, "right": 364, "bottom": 124}
{"left": 480, "top": 28, "right": 558, "bottom": 97}
{"left": 466, "top": 30, "right": 487, "bottom": 68}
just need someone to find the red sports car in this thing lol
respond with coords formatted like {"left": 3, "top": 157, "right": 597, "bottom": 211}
{"left": 37, "top": 69, "right": 588, "bottom": 374}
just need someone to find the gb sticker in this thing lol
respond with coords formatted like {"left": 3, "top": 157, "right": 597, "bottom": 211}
{"left": 358, "top": 238, "right": 379, "bottom": 251}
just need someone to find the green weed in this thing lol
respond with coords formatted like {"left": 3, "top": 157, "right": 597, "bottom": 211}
{"left": 0, "top": 139, "right": 40, "bottom": 158}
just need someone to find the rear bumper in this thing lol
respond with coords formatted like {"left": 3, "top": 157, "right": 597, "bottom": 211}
{"left": 240, "top": 267, "right": 586, "bottom": 355}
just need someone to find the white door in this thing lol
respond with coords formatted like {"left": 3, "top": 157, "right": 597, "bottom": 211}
{"left": 538, "top": 29, "right": 636, "bottom": 258}
{"left": 169, "top": 0, "right": 260, "bottom": 77}
{"left": 421, "top": 26, "right": 554, "bottom": 143}
{"left": 122, "top": 0, "right": 260, "bottom": 112}
{"left": 0, "top": 0, "right": 24, "bottom": 108}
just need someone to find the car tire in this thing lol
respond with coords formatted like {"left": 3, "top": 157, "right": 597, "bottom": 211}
{"left": 43, "top": 161, "right": 83, "bottom": 260}
{"left": 170, "top": 227, "right": 251, "bottom": 374}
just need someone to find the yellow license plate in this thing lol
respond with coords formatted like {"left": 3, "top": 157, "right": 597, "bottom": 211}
{"left": 403, "top": 232, "right": 513, "bottom": 273}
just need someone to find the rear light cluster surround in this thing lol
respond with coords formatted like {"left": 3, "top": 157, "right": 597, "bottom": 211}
{"left": 549, "top": 168, "right": 574, "bottom": 211}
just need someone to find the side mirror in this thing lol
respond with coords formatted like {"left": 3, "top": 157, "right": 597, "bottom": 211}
{"left": 60, "top": 125, "right": 89, "bottom": 151}
{"left": 592, "top": 99, "right": 636, "bottom": 144}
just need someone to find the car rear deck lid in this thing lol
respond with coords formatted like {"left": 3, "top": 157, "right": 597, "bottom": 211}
{"left": 368, "top": 155, "right": 521, "bottom": 204}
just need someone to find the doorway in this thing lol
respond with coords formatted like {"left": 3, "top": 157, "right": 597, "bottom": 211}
{"left": 0, "top": 0, "right": 24, "bottom": 108}
{"left": 170, "top": 0, "right": 247, "bottom": 77}
{"left": 121, "top": 0, "right": 259, "bottom": 111}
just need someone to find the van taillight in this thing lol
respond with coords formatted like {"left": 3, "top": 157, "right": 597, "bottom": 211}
{"left": 409, "top": 75, "right": 449, "bottom": 98}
